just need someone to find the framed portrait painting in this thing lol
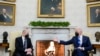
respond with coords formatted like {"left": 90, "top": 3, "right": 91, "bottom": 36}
{"left": 86, "top": 0, "right": 100, "bottom": 3}
{"left": 0, "top": 3, "right": 15, "bottom": 26}
{"left": 0, "top": 0, "right": 16, "bottom": 2}
{"left": 37, "top": 0, "right": 65, "bottom": 18}
{"left": 87, "top": 3, "right": 100, "bottom": 27}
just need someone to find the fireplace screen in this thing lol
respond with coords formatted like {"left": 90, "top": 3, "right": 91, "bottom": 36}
{"left": 36, "top": 40, "right": 64, "bottom": 56}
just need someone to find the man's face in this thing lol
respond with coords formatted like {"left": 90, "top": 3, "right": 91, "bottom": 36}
{"left": 2, "top": 9, "right": 7, "bottom": 14}
{"left": 22, "top": 30, "right": 28, "bottom": 36}
{"left": 95, "top": 9, "right": 100, "bottom": 14}
{"left": 75, "top": 28, "right": 82, "bottom": 35}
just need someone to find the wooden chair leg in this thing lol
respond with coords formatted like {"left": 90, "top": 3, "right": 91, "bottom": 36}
{"left": 68, "top": 50, "right": 70, "bottom": 56}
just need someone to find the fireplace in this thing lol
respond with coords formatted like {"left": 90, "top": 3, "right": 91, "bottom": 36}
{"left": 30, "top": 27, "right": 75, "bottom": 56}
{"left": 36, "top": 40, "right": 64, "bottom": 56}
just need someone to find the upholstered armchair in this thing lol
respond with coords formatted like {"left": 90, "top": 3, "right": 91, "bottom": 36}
{"left": 8, "top": 31, "right": 22, "bottom": 56}
{"left": 67, "top": 32, "right": 94, "bottom": 56}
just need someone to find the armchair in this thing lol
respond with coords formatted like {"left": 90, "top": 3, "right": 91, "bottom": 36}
{"left": 8, "top": 31, "right": 22, "bottom": 56}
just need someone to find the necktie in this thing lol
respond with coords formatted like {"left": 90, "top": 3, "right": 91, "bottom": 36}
{"left": 78, "top": 37, "right": 81, "bottom": 47}
{"left": 24, "top": 38, "right": 27, "bottom": 49}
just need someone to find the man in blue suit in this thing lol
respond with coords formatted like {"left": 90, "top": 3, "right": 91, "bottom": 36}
{"left": 53, "top": 27, "right": 92, "bottom": 56}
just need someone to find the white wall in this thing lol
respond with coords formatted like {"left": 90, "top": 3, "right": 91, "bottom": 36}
{"left": 0, "top": 0, "right": 100, "bottom": 38}
{"left": 0, "top": 0, "right": 100, "bottom": 56}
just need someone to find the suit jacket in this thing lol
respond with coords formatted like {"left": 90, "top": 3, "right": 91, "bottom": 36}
{"left": 95, "top": 14, "right": 100, "bottom": 23}
{"left": 60, "top": 36, "right": 92, "bottom": 56}
{"left": 13, "top": 36, "right": 33, "bottom": 56}
{"left": 0, "top": 14, "right": 11, "bottom": 22}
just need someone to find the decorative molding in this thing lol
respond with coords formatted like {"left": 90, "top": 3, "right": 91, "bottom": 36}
{"left": 30, "top": 26, "right": 76, "bottom": 29}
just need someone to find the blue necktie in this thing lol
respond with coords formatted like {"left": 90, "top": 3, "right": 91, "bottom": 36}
{"left": 78, "top": 37, "right": 80, "bottom": 47}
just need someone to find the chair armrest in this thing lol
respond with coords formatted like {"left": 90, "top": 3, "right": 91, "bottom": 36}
{"left": 67, "top": 49, "right": 73, "bottom": 56}
{"left": 88, "top": 50, "right": 94, "bottom": 56}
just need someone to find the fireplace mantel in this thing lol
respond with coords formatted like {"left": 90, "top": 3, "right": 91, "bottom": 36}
{"left": 30, "top": 26, "right": 76, "bottom": 29}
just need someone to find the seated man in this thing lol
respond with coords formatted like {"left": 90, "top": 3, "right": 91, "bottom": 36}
{"left": 13, "top": 29, "right": 33, "bottom": 56}
{"left": 53, "top": 27, "right": 92, "bottom": 56}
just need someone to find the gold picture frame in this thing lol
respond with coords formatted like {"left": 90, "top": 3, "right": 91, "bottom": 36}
{"left": 0, "top": 0, "right": 16, "bottom": 2}
{"left": 86, "top": 0, "right": 100, "bottom": 3}
{"left": 87, "top": 3, "right": 100, "bottom": 27}
{"left": 37, "top": 0, "right": 65, "bottom": 18}
{"left": 0, "top": 3, "right": 16, "bottom": 26}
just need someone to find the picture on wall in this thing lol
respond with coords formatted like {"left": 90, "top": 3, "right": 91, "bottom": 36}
{"left": 87, "top": 3, "right": 100, "bottom": 27}
{"left": 86, "top": 0, "right": 100, "bottom": 3}
{"left": 37, "top": 0, "right": 65, "bottom": 18}
{"left": 0, "top": 0, "right": 15, "bottom": 2}
{"left": 0, "top": 3, "right": 15, "bottom": 26}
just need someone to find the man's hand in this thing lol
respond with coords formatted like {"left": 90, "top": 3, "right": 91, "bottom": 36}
{"left": 25, "top": 48, "right": 32, "bottom": 52}
{"left": 78, "top": 47, "right": 85, "bottom": 51}
{"left": 26, "top": 52, "right": 32, "bottom": 55}
{"left": 25, "top": 48, "right": 32, "bottom": 55}
{"left": 27, "top": 48, "right": 32, "bottom": 52}
{"left": 25, "top": 49, "right": 28, "bottom": 52}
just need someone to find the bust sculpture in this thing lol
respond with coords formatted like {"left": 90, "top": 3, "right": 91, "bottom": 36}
{"left": 2, "top": 31, "right": 8, "bottom": 43}
{"left": 95, "top": 31, "right": 100, "bottom": 42}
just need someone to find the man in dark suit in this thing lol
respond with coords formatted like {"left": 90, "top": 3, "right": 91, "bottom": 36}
{"left": 13, "top": 30, "right": 33, "bottom": 56}
{"left": 95, "top": 8, "right": 100, "bottom": 23}
{"left": 53, "top": 27, "right": 92, "bottom": 56}
{"left": 0, "top": 8, "right": 11, "bottom": 22}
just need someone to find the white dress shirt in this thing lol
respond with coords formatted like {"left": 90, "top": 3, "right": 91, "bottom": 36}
{"left": 22, "top": 36, "right": 25, "bottom": 45}
{"left": 78, "top": 35, "right": 83, "bottom": 46}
